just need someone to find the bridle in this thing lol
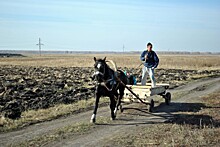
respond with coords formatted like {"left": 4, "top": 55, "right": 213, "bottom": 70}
{"left": 93, "top": 61, "right": 106, "bottom": 80}
{"left": 93, "top": 61, "right": 118, "bottom": 91}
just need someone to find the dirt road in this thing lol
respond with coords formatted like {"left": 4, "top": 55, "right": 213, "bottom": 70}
{"left": 0, "top": 77, "right": 220, "bottom": 147}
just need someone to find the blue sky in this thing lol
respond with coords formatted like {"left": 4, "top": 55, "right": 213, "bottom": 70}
{"left": 0, "top": 0, "right": 220, "bottom": 52}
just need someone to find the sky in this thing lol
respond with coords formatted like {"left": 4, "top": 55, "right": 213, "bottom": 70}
{"left": 0, "top": 0, "right": 220, "bottom": 52}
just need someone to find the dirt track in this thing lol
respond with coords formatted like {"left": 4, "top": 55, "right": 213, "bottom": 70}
{"left": 0, "top": 77, "right": 220, "bottom": 147}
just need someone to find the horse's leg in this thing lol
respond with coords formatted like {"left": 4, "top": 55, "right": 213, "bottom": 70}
{"left": 90, "top": 92, "right": 100, "bottom": 123}
{"left": 110, "top": 94, "right": 116, "bottom": 120}
{"left": 114, "top": 92, "right": 119, "bottom": 117}
{"left": 114, "top": 85, "right": 125, "bottom": 116}
{"left": 118, "top": 86, "right": 125, "bottom": 113}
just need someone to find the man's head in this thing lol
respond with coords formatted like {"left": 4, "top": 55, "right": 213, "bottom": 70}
{"left": 146, "top": 42, "right": 153, "bottom": 52}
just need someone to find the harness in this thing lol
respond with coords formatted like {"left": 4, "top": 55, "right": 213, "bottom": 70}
{"left": 99, "top": 71, "right": 118, "bottom": 92}
{"left": 94, "top": 63, "right": 119, "bottom": 92}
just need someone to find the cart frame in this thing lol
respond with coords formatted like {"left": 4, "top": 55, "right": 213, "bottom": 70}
{"left": 115, "top": 76, "right": 171, "bottom": 112}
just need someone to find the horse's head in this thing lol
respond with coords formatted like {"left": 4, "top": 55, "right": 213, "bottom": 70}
{"left": 92, "top": 57, "right": 107, "bottom": 82}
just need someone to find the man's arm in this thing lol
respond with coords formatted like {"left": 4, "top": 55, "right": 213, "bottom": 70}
{"left": 153, "top": 52, "right": 159, "bottom": 68}
{"left": 140, "top": 51, "right": 146, "bottom": 61}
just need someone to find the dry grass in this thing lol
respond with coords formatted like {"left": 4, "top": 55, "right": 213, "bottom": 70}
{"left": 15, "top": 122, "right": 94, "bottom": 147}
{"left": 14, "top": 116, "right": 112, "bottom": 147}
{"left": 201, "top": 90, "right": 220, "bottom": 123}
{"left": 0, "top": 54, "right": 219, "bottom": 70}
{"left": 0, "top": 98, "right": 109, "bottom": 132}
{"left": 107, "top": 90, "right": 220, "bottom": 147}
{"left": 110, "top": 124, "right": 219, "bottom": 147}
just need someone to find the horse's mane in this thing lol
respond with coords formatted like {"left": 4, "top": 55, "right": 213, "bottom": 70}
{"left": 106, "top": 60, "right": 118, "bottom": 72}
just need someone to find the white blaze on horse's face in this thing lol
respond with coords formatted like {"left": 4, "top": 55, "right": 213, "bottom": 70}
{"left": 97, "top": 63, "right": 101, "bottom": 69}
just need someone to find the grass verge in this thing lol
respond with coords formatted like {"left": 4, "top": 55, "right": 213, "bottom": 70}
{"left": 14, "top": 122, "right": 93, "bottom": 147}
{"left": 106, "top": 90, "right": 220, "bottom": 147}
{"left": 0, "top": 98, "right": 109, "bottom": 132}
{"left": 13, "top": 116, "right": 111, "bottom": 147}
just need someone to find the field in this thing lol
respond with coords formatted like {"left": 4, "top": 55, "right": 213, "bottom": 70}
{"left": 0, "top": 54, "right": 220, "bottom": 146}
{"left": 0, "top": 54, "right": 220, "bottom": 69}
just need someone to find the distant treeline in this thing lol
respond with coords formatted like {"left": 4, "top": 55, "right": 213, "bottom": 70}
{"left": 0, "top": 53, "right": 25, "bottom": 57}
{"left": 0, "top": 50, "right": 219, "bottom": 55}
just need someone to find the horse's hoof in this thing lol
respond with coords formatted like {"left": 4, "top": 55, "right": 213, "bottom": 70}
{"left": 90, "top": 119, "right": 96, "bottom": 123}
{"left": 114, "top": 110, "right": 117, "bottom": 117}
{"left": 111, "top": 116, "right": 116, "bottom": 121}
{"left": 90, "top": 114, "right": 96, "bottom": 123}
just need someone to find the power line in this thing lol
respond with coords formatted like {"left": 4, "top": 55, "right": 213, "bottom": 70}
{"left": 36, "top": 38, "right": 44, "bottom": 56}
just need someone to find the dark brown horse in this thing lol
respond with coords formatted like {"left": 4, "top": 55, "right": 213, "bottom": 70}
{"left": 91, "top": 57, "right": 127, "bottom": 123}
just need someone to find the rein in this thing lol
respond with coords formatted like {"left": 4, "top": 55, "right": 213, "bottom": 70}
{"left": 95, "top": 60, "right": 118, "bottom": 92}
{"left": 98, "top": 71, "right": 116, "bottom": 92}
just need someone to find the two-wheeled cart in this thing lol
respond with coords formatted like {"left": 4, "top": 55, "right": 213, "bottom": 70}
{"left": 116, "top": 77, "right": 171, "bottom": 112}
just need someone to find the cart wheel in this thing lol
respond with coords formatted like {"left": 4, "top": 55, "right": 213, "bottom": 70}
{"left": 148, "top": 99, "right": 154, "bottom": 112}
{"left": 165, "top": 92, "right": 171, "bottom": 105}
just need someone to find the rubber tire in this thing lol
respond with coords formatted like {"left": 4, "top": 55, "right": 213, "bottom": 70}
{"left": 165, "top": 92, "right": 171, "bottom": 105}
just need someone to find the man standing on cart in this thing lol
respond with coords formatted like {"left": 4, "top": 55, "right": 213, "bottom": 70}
{"left": 140, "top": 42, "right": 159, "bottom": 87}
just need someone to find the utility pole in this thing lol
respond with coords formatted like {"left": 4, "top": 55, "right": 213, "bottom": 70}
{"left": 123, "top": 44, "right": 125, "bottom": 53}
{"left": 36, "top": 38, "right": 44, "bottom": 56}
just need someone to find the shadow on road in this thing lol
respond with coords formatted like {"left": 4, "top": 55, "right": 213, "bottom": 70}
{"left": 164, "top": 113, "right": 219, "bottom": 128}
{"left": 96, "top": 102, "right": 220, "bottom": 128}
{"left": 155, "top": 102, "right": 219, "bottom": 127}
{"left": 155, "top": 102, "right": 206, "bottom": 113}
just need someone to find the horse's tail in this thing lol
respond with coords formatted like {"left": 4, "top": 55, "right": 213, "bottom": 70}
{"left": 106, "top": 60, "right": 118, "bottom": 72}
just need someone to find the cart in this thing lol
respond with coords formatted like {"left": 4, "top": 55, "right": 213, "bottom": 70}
{"left": 121, "top": 83, "right": 171, "bottom": 112}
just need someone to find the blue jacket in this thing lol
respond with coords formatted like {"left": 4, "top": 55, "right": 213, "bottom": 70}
{"left": 140, "top": 50, "right": 159, "bottom": 68}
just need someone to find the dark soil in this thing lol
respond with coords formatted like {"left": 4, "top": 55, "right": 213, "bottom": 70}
{"left": 0, "top": 65, "right": 219, "bottom": 119}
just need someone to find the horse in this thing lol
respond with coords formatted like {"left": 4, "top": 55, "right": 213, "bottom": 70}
{"left": 90, "top": 57, "right": 127, "bottom": 123}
